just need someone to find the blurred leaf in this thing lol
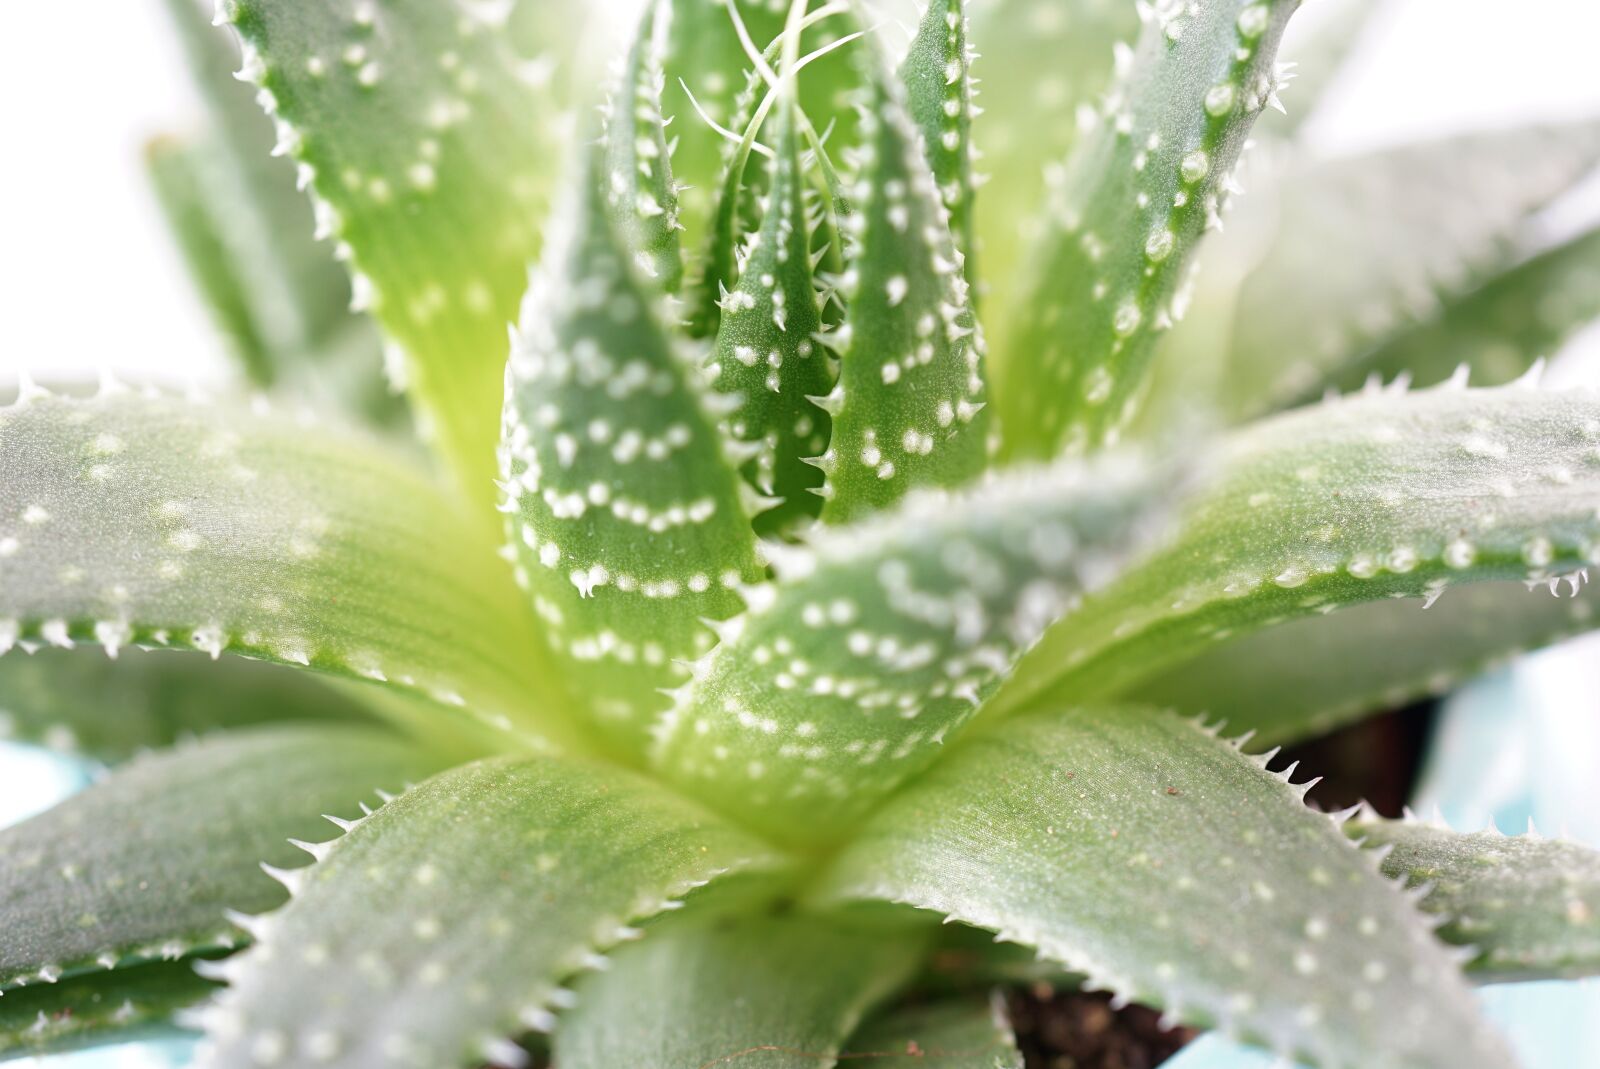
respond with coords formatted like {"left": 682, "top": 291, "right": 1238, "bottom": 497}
{"left": 843, "top": 996, "right": 1024, "bottom": 1068}
{"left": 195, "top": 755, "right": 784, "bottom": 1069}
{"left": 816, "top": 706, "right": 1513, "bottom": 1069}
{"left": 0, "top": 724, "right": 438, "bottom": 990}
{"left": 995, "top": 0, "right": 1296, "bottom": 460}
{"left": 900, "top": 0, "right": 979, "bottom": 277}
{"left": 654, "top": 456, "right": 1172, "bottom": 847}
{"left": 555, "top": 912, "right": 926, "bottom": 1069}
{"left": 605, "top": 1, "right": 685, "bottom": 292}
{"left": 1353, "top": 816, "right": 1600, "bottom": 982}
{"left": 0, "top": 958, "right": 217, "bottom": 1060}
{"left": 998, "top": 383, "right": 1600, "bottom": 718}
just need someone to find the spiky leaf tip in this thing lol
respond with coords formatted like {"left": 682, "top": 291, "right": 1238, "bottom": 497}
{"left": 899, "top": 0, "right": 980, "bottom": 279}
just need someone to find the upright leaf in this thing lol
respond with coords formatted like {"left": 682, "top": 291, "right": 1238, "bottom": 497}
{"left": 997, "top": 383, "right": 1600, "bottom": 717}
{"left": 501, "top": 141, "right": 762, "bottom": 760}
{"left": 842, "top": 997, "right": 1024, "bottom": 1069}
{"left": 554, "top": 912, "right": 926, "bottom": 1069}
{"left": 1129, "top": 579, "right": 1600, "bottom": 747}
{"left": 220, "top": 0, "right": 567, "bottom": 500}
{"left": 1223, "top": 122, "right": 1600, "bottom": 417}
{"left": 818, "top": 39, "right": 987, "bottom": 523}
{"left": 816, "top": 707, "right": 1513, "bottom": 1068}
{"left": 995, "top": 0, "right": 1298, "bottom": 460}
{"left": 653, "top": 457, "right": 1173, "bottom": 846}
{"left": 0, "top": 387, "right": 574, "bottom": 747}
{"left": 605, "top": 1, "right": 685, "bottom": 292}
{"left": 194, "top": 755, "right": 784, "bottom": 1069}
{"left": 0, "top": 959, "right": 217, "bottom": 1060}
{"left": 899, "top": 0, "right": 979, "bottom": 276}
{"left": 1353, "top": 815, "right": 1600, "bottom": 982}
{"left": 0, "top": 725, "right": 437, "bottom": 991}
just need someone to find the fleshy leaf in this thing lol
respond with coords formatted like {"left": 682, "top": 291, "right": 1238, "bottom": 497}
{"left": 997, "top": 382, "right": 1600, "bottom": 717}
{"left": 220, "top": 0, "right": 567, "bottom": 500}
{"left": 1353, "top": 814, "right": 1600, "bottom": 982}
{"left": 818, "top": 37, "right": 987, "bottom": 523}
{"left": 842, "top": 996, "right": 1024, "bottom": 1068}
{"left": 1128, "top": 579, "right": 1599, "bottom": 747}
{"left": 0, "top": 646, "right": 374, "bottom": 765}
{"left": 709, "top": 95, "right": 834, "bottom": 532}
{"left": 899, "top": 0, "right": 979, "bottom": 277}
{"left": 604, "top": 1, "right": 684, "bottom": 292}
{"left": 195, "top": 755, "right": 784, "bottom": 1069}
{"left": 653, "top": 456, "right": 1173, "bottom": 846}
{"left": 0, "top": 958, "right": 218, "bottom": 1060}
{"left": 0, "top": 387, "right": 574, "bottom": 747}
{"left": 0, "top": 724, "right": 438, "bottom": 990}
{"left": 554, "top": 911, "right": 926, "bottom": 1069}
{"left": 995, "top": 0, "right": 1297, "bottom": 460}
{"left": 1223, "top": 122, "right": 1600, "bottom": 418}
{"left": 815, "top": 707, "right": 1513, "bottom": 1068}
{"left": 1289, "top": 225, "right": 1600, "bottom": 405}
{"left": 500, "top": 141, "right": 762, "bottom": 759}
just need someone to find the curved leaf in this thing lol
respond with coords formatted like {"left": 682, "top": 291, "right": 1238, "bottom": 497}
{"left": 554, "top": 911, "right": 926, "bottom": 1069}
{"left": 654, "top": 456, "right": 1173, "bottom": 846}
{"left": 0, "top": 646, "right": 374, "bottom": 764}
{"left": 0, "top": 724, "right": 438, "bottom": 990}
{"left": 998, "top": 383, "right": 1600, "bottom": 717}
{"left": 0, "top": 387, "right": 573, "bottom": 747}
{"left": 995, "top": 0, "right": 1297, "bottom": 460}
{"left": 1223, "top": 122, "right": 1600, "bottom": 418}
{"left": 194, "top": 754, "right": 785, "bottom": 1069}
{"left": 0, "top": 958, "right": 217, "bottom": 1060}
{"left": 220, "top": 0, "right": 566, "bottom": 499}
{"left": 501, "top": 141, "right": 761, "bottom": 759}
{"left": 816, "top": 707, "right": 1513, "bottom": 1068}
{"left": 842, "top": 996, "right": 1024, "bottom": 1068}
{"left": 1128, "top": 578, "right": 1599, "bottom": 747}
{"left": 1353, "top": 815, "right": 1600, "bottom": 982}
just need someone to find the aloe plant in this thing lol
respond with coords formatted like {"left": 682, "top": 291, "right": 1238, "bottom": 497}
{"left": 6, "top": 0, "right": 1600, "bottom": 1066}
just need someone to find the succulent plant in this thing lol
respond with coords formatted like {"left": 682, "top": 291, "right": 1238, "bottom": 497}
{"left": 5, "top": 0, "right": 1600, "bottom": 1066}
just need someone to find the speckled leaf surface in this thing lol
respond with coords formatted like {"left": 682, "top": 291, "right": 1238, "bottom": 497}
{"left": 997, "top": 383, "right": 1600, "bottom": 717}
{"left": 0, "top": 958, "right": 218, "bottom": 1060}
{"left": 819, "top": 40, "right": 987, "bottom": 523}
{"left": 0, "top": 724, "right": 437, "bottom": 990}
{"left": 1128, "top": 579, "right": 1600, "bottom": 747}
{"left": 1353, "top": 816, "right": 1600, "bottom": 983}
{"left": 842, "top": 996, "right": 1024, "bottom": 1068}
{"left": 900, "top": 0, "right": 979, "bottom": 277}
{"left": 1223, "top": 122, "right": 1600, "bottom": 418}
{"left": 816, "top": 707, "right": 1513, "bottom": 1069}
{"left": 0, "top": 388, "right": 571, "bottom": 747}
{"left": 220, "top": 0, "right": 565, "bottom": 499}
{"left": 654, "top": 457, "right": 1173, "bottom": 846}
{"left": 0, "top": 646, "right": 373, "bottom": 764}
{"left": 195, "top": 755, "right": 784, "bottom": 1069}
{"left": 554, "top": 911, "right": 926, "bottom": 1069}
{"left": 604, "top": 1, "right": 684, "bottom": 292}
{"left": 500, "top": 144, "right": 762, "bottom": 759}
{"left": 996, "top": 0, "right": 1297, "bottom": 460}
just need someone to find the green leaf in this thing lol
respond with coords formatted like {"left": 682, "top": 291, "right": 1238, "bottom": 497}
{"left": 842, "top": 996, "right": 1024, "bottom": 1069}
{"left": 501, "top": 141, "right": 763, "bottom": 760}
{"left": 220, "top": 0, "right": 566, "bottom": 501}
{"left": 709, "top": 94, "right": 834, "bottom": 533}
{"left": 966, "top": 0, "right": 1136, "bottom": 330}
{"left": 0, "top": 724, "right": 437, "bottom": 990}
{"left": 554, "top": 911, "right": 926, "bottom": 1069}
{"left": 605, "top": 1, "right": 685, "bottom": 293}
{"left": 1222, "top": 122, "right": 1600, "bottom": 418}
{"left": 194, "top": 754, "right": 784, "bottom": 1069}
{"left": 815, "top": 706, "right": 1513, "bottom": 1068}
{"left": 1127, "top": 579, "right": 1600, "bottom": 747}
{"left": 995, "top": 0, "right": 1297, "bottom": 460}
{"left": 817, "top": 37, "right": 988, "bottom": 524}
{"left": 653, "top": 456, "right": 1173, "bottom": 847}
{"left": 0, "top": 958, "right": 218, "bottom": 1060}
{"left": 0, "top": 646, "right": 374, "bottom": 765}
{"left": 0, "top": 387, "right": 575, "bottom": 747}
{"left": 1352, "top": 814, "right": 1600, "bottom": 983}
{"left": 1290, "top": 225, "right": 1600, "bottom": 405}
{"left": 899, "top": 0, "right": 979, "bottom": 278}
{"left": 997, "top": 382, "right": 1600, "bottom": 718}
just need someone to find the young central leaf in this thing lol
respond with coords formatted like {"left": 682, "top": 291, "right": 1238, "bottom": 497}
{"left": 653, "top": 458, "right": 1172, "bottom": 846}
{"left": 605, "top": 0, "right": 684, "bottom": 293}
{"left": 899, "top": 0, "right": 979, "bottom": 281}
{"left": 501, "top": 143, "right": 763, "bottom": 761}
{"left": 818, "top": 42, "right": 988, "bottom": 524}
